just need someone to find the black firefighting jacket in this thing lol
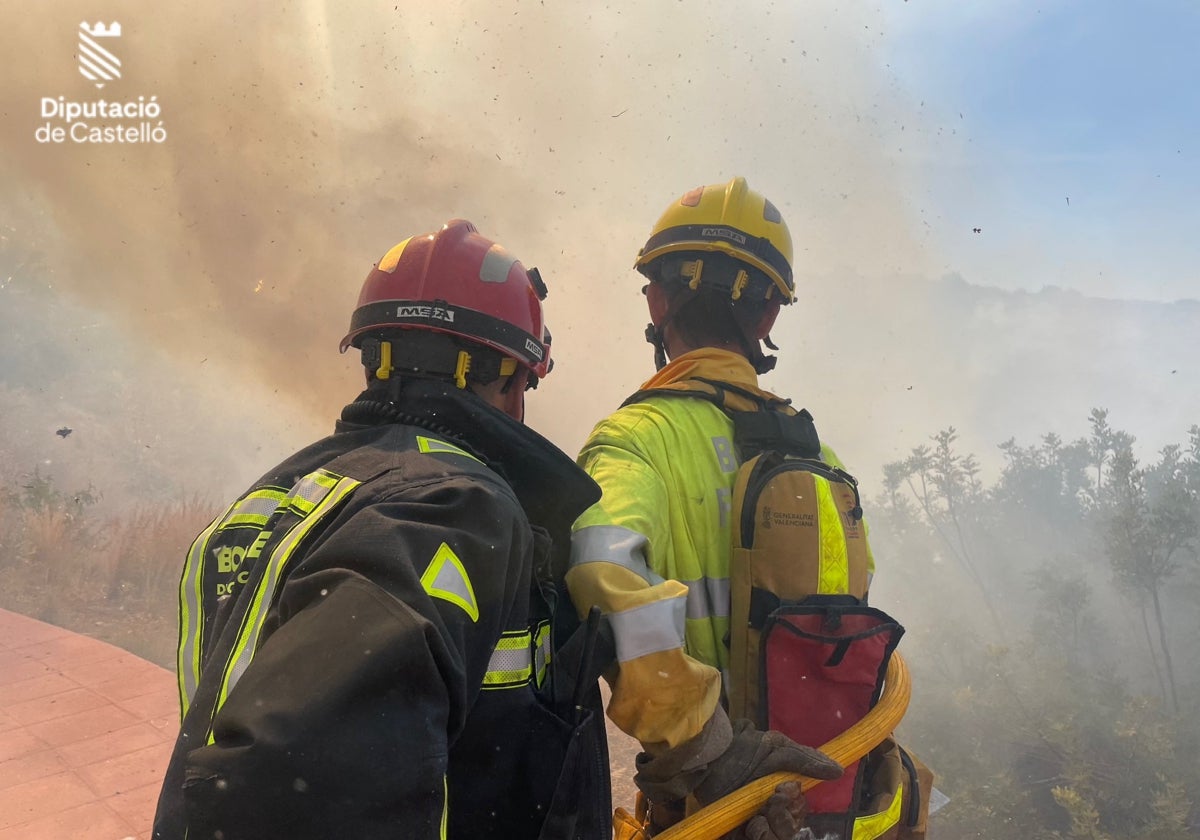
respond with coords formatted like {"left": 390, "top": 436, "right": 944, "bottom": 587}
{"left": 153, "top": 379, "right": 609, "bottom": 840}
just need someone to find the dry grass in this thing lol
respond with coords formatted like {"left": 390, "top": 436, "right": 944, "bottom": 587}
{"left": 100, "top": 496, "right": 215, "bottom": 606}
{"left": 0, "top": 492, "right": 219, "bottom": 667}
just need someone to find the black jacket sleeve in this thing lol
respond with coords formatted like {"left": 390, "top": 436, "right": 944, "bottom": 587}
{"left": 179, "top": 472, "right": 531, "bottom": 840}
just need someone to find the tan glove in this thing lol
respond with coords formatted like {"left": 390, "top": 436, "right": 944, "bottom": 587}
{"left": 612, "top": 806, "right": 652, "bottom": 840}
{"left": 726, "top": 781, "right": 810, "bottom": 840}
{"left": 634, "top": 706, "right": 842, "bottom": 807}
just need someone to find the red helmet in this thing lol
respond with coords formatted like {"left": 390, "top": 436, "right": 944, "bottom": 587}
{"left": 340, "top": 219, "right": 551, "bottom": 380}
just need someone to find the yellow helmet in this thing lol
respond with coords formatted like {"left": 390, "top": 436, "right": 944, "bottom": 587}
{"left": 634, "top": 177, "right": 794, "bottom": 303}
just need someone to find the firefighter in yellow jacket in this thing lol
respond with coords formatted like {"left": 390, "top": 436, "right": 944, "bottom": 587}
{"left": 568, "top": 178, "right": 863, "bottom": 837}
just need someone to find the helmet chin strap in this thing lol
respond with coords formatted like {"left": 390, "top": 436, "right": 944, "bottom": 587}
{"left": 644, "top": 291, "right": 778, "bottom": 374}
{"left": 645, "top": 322, "right": 668, "bottom": 371}
{"left": 741, "top": 323, "right": 778, "bottom": 375}
{"left": 644, "top": 286, "right": 692, "bottom": 371}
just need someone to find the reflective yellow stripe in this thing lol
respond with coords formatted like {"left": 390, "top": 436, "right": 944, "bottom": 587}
{"left": 417, "top": 435, "right": 483, "bottom": 464}
{"left": 207, "top": 474, "right": 361, "bottom": 741}
{"left": 378, "top": 237, "right": 414, "bottom": 274}
{"left": 852, "top": 781, "right": 905, "bottom": 840}
{"left": 176, "top": 502, "right": 235, "bottom": 718}
{"left": 440, "top": 774, "right": 449, "bottom": 840}
{"left": 533, "top": 621, "right": 551, "bottom": 687}
{"left": 222, "top": 513, "right": 269, "bottom": 528}
{"left": 420, "top": 543, "right": 479, "bottom": 622}
{"left": 220, "top": 489, "right": 286, "bottom": 528}
{"left": 482, "top": 630, "right": 533, "bottom": 689}
{"left": 815, "top": 479, "right": 850, "bottom": 594}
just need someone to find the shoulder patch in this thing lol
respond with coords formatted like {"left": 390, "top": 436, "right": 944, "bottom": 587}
{"left": 420, "top": 542, "right": 480, "bottom": 622}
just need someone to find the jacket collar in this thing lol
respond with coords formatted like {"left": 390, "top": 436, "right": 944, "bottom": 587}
{"left": 336, "top": 379, "right": 599, "bottom": 529}
{"left": 639, "top": 348, "right": 782, "bottom": 403}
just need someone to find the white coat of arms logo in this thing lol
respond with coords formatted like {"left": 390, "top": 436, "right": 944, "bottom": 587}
{"left": 78, "top": 21, "right": 122, "bottom": 89}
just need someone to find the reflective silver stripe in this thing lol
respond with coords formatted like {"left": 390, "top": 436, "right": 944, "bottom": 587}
{"left": 609, "top": 595, "right": 686, "bottom": 663}
{"left": 177, "top": 503, "right": 235, "bottom": 717}
{"left": 712, "top": 435, "right": 737, "bottom": 474}
{"left": 682, "top": 575, "right": 731, "bottom": 620}
{"left": 209, "top": 475, "right": 360, "bottom": 737}
{"left": 285, "top": 470, "right": 341, "bottom": 515}
{"left": 220, "top": 489, "right": 286, "bottom": 527}
{"left": 716, "top": 486, "right": 732, "bottom": 528}
{"left": 570, "top": 525, "right": 665, "bottom": 585}
{"left": 483, "top": 631, "right": 533, "bottom": 688}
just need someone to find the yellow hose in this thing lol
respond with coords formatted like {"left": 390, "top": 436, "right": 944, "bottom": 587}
{"left": 654, "top": 652, "right": 912, "bottom": 840}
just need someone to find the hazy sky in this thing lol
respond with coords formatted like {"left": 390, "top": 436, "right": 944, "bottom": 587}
{"left": 1, "top": 0, "right": 1196, "bottom": 498}
{"left": 877, "top": 0, "right": 1200, "bottom": 303}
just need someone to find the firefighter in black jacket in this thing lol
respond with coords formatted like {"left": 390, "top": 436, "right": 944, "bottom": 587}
{"left": 153, "top": 220, "right": 610, "bottom": 840}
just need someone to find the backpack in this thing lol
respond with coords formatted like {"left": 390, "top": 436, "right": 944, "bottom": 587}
{"left": 624, "top": 378, "right": 934, "bottom": 840}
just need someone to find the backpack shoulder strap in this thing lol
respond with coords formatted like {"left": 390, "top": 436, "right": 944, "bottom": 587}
{"left": 619, "top": 378, "right": 728, "bottom": 411}
{"left": 619, "top": 377, "right": 822, "bottom": 459}
{"left": 732, "top": 408, "right": 821, "bottom": 459}
{"left": 692, "top": 377, "right": 790, "bottom": 413}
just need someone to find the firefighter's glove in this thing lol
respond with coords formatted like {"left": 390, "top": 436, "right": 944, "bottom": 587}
{"left": 633, "top": 705, "right": 734, "bottom": 804}
{"left": 726, "top": 781, "right": 810, "bottom": 840}
{"left": 634, "top": 708, "right": 841, "bottom": 806}
{"left": 692, "top": 717, "right": 842, "bottom": 807}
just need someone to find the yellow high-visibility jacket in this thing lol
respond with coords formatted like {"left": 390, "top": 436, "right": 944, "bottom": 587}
{"left": 567, "top": 348, "right": 873, "bottom": 754}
